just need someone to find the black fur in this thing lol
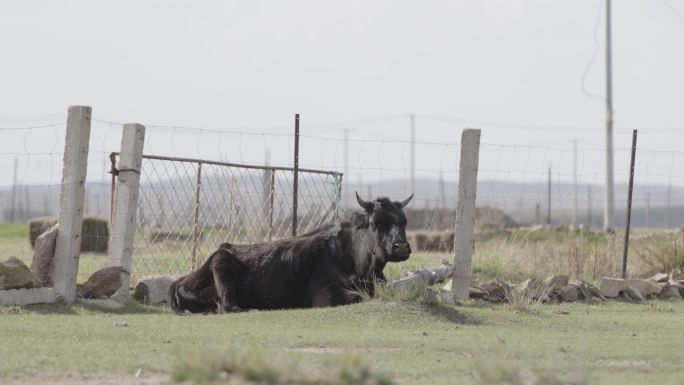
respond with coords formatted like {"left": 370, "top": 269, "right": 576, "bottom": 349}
{"left": 169, "top": 194, "right": 413, "bottom": 314}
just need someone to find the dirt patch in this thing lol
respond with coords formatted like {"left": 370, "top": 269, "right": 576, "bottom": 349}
{"left": 2, "top": 371, "right": 168, "bottom": 385}
{"left": 284, "top": 346, "right": 401, "bottom": 354}
{"left": 597, "top": 358, "right": 668, "bottom": 368}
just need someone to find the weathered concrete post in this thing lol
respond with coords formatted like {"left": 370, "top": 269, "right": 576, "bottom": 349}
{"left": 109, "top": 123, "right": 145, "bottom": 297}
{"left": 52, "top": 106, "right": 92, "bottom": 301}
{"left": 451, "top": 129, "right": 481, "bottom": 301}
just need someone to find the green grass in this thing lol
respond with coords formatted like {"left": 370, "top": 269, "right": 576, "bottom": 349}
{"left": 3, "top": 224, "right": 684, "bottom": 383}
{"left": 2, "top": 300, "right": 684, "bottom": 384}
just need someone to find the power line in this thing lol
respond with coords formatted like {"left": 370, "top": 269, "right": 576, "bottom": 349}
{"left": 0, "top": 122, "right": 65, "bottom": 131}
{"left": 580, "top": 0, "right": 606, "bottom": 102}
{"left": 416, "top": 113, "right": 604, "bottom": 132}
{"left": 661, "top": 0, "right": 684, "bottom": 26}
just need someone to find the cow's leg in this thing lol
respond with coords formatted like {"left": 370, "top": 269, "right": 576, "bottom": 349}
{"left": 329, "top": 284, "right": 364, "bottom": 306}
{"left": 209, "top": 249, "right": 245, "bottom": 313}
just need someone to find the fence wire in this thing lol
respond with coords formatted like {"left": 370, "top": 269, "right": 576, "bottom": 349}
{"left": 111, "top": 153, "right": 342, "bottom": 281}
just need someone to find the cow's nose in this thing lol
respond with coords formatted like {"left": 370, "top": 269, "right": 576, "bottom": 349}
{"left": 392, "top": 241, "right": 411, "bottom": 255}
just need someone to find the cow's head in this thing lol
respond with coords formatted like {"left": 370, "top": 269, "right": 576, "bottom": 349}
{"left": 355, "top": 192, "right": 413, "bottom": 262}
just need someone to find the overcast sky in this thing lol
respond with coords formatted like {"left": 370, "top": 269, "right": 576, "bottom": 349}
{"left": 1, "top": 1, "right": 683, "bottom": 191}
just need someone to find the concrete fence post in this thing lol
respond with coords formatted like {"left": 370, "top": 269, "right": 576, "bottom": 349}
{"left": 52, "top": 106, "right": 92, "bottom": 301}
{"left": 451, "top": 129, "right": 481, "bottom": 301}
{"left": 110, "top": 123, "right": 146, "bottom": 296}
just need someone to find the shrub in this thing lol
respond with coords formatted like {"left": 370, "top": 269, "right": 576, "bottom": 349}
{"left": 29, "top": 216, "right": 109, "bottom": 253}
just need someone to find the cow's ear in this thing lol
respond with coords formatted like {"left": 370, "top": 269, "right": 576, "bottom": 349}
{"left": 356, "top": 191, "right": 375, "bottom": 212}
{"left": 396, "top": 193, "right": 414, "bottom": 208}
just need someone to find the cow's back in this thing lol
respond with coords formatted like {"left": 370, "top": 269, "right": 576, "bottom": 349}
{"left": 223, "top": 226, "right": 344, "bottom": 309}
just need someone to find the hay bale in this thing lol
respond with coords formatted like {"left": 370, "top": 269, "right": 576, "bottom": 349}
{"left": 81, "top": 217, "right": 109, "bottom": 253}
{"left": 441, "top": 231, "right": 454, "bottom": 252}
{"left": 413, "top": 233, "right": 429, "bottom": 251}
{"left": 428, "top": 233, "right": 443, "bottom": 252}
{"left": 28, "top": 216, "right": 109, "bottom": 253}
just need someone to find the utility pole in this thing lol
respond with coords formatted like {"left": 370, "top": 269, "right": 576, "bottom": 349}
{"left": 438, "top": 170, "right": 446, "bottom": 210}
{"left": 587, "top": 185, "right": 593, "bottom": 229}
{"left": 646, "top": 193, "right": 652, "bottom": 228}
{"left": 10, "top": 158, "right": 18, "bottom": 222}
{"left": 573, "top": 139, "right": 579, "bottom": 228}
{"left": 547, "top": 164, "right": 552, "bottom": 226}
{"left": 604, "top": 0, "right": 616, "bottom": 232}
{"left": 409, "top": 113, "right": 415, "bottom": 195}
{"left": 667, "top": 181, "right": 672, "bottom": 228}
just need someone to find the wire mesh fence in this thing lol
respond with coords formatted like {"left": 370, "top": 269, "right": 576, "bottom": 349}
{"left": 2, "top": 113, "right": 684, "bottom": 291}
{"left": 110, "top": 153, "right": 342, "bottom": 281}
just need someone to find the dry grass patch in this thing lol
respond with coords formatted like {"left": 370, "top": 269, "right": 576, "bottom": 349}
{"left": 172, "top": 349, "right": 394, "bottom": 385}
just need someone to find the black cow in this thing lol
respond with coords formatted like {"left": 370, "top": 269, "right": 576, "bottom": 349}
{"left": 168, "top": 192, "right": 413, "bottom": 314}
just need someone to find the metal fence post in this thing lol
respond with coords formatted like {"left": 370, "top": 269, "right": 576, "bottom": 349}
{"left": 53, "top": 106, "right": 92, "bottom": 301}
{"left": 622, "top": 129, "right": 638, "bottom": 279}
{"left": 451, "top": 129, "right": 481, "bottom": 301}
{"left": 265, "top": 168, "right": 275, "bottom": 241}
{"left": 191, "top": 163, "right": 202, "bottom": 270}
{"left": 292, "top": 114, "right": 300, "bottom": 237}
{"left": 109, "top": 123, "right": 145, "bottom": 296}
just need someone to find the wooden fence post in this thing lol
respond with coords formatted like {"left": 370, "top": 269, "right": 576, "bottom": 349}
{"left": 109, "top": 123, "right": 146, "bottom": 296}
{"left": 52, "top": 106, "right": 92, "bottom": 302}
{"left": 451, "top": 129, "right": 481, "bottom": 301}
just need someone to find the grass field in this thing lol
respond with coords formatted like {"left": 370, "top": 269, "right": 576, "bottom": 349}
{"left": 3, "top": 223, "right": 684, "bottom": 384}
{"left": 2, "top": 298, "right": 684, "bottom": 384}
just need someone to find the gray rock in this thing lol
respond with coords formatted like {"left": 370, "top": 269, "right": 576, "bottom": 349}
{"left": 545, "top": 275, "right": 569, "bottom": 290}
{"left": 671, "top": 268, "right": 684, "bottom": 281}
{"left": 589, "top": 287, "right": 607, "bottom": 301}
{"left": 468, "top": 284, "right": 488, "bottom": 300}
{"left": 659, "top": 284, "right": 682, "bottom": 300}
{"left": 442, "top": 279, "right": 452, "bottom": 292}
{"left": 517, "top": 278, "right": 540, "bottom": 295}
{"left": 76, "top": 266, "right": 125, "bottom": 299}
{"left": 648, "top": 272, "right": 670, "bottom": 283}
{"left": 30, "top": 224, "right": 58, "bottom": 286}
{"left": 479, "top": 279, "right": 512, "bottom": 303}
{"left": 558, "top": 285, "right": 579, "bottom": 302}
{"left": 623, "top": 286, "right": 645, "bottom": 302}
{"left": 134, "top": 275, "right": 179, "bottom": 304}
{"left": 668, "top": 281, "right": 684, "bottom": 296}
{"left": 626, "top": 279, "right": 662, "bottom": 298}
{"left": 0, "top": 256, "right": 42, "bottom": 290}
{"left": 439, "top": 288, "right": 455, "bottom": 304}
{"left": 568, "top": 279, "right": 594, "bottom": 300}
{"left": 600, "top": 277, "right": 625, "bottom": 298}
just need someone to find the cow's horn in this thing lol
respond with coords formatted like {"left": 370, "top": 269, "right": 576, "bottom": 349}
{"left": 397, "top": 193, "right": 414, "bottom": 208}
{"left": 356, "top": 191, "right": 375, "bottom": 212}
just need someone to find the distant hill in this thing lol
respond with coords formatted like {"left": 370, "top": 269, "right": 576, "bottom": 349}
{"left": 2, "top": 176, "right": 682, "bottom": 229}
